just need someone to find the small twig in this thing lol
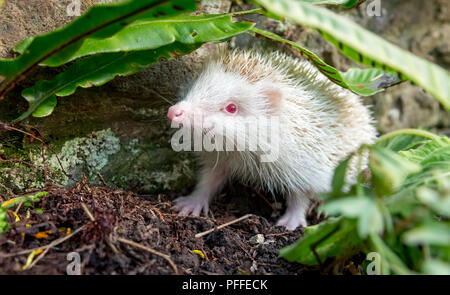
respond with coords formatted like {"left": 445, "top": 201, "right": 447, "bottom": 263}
{"left": 308, "top": 200, "right": 322, "bottom": 216}
{"left": 152, "top": 207, "right": 165, "bottom": 222}
{"left": 2, "top": 124, "right": 70, "bottom": 177}
{"left": 41, "top": 146, "right": 49, "bottom": 188}
{"left": 80, "top": 202, "right": 95, "bottom": 222}
{"left": 0, "top": 182, "right": 14, "bottom": 196}
{"left": 106, "top": 236, "right": 120, "bottom": 255}
{"left": 195, "top": 214, "right": 254, "bottom": 238}
{"left": 0, "top": 225, "right": 85, "bottom": 258}
{"left": 233, "top": 239, "right": 254, "bottom": 261}
{"left": 81, "top": 202, "right": 119, "bottom": 254}
{"left": 14, "top": 199, "right": 24, "bottom": 214}
{"left": 232, "top": 8, "right": 263, "bottom": 16}
{"left": 26, "top": 247, "right": 50, "bottom": 270}
{"left": 117, "top": 237, "right": 178, "bottom": 274}
{"left": 254, "top": 190, "right": 279, "bottom": 215}
{"left": 96, "top": 172, "right": 108, "bottom": 187}
{"left": 0, "top": 155, "right": 35, "bottom": 168}
{"left": 162, "top": 212, "right": 211, "bottom": 221}
{"left": 148, "top": 88, "right": 175, "bottom": 106}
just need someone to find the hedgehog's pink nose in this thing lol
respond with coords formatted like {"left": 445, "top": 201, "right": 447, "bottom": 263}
{"left": 167, "top": 105, "right": 185, "bottom": 122}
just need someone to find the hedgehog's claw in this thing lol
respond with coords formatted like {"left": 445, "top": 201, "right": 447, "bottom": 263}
{"left": 276, "top": 211, "right": 307, "bottom": 231}
{"left": 172, "top": 195, "right": 210, "bottom": 217}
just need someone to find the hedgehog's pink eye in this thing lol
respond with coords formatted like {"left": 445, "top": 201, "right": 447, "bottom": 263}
{"left": 225, "top": 103, "right": 237, "bottom": 114}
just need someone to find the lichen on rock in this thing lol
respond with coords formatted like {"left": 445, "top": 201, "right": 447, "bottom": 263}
{"left": 46, "top": 128, "right": 121, "bottom": 186}
{"left": 0, "top": 127, "right": 197, "bottom": 195}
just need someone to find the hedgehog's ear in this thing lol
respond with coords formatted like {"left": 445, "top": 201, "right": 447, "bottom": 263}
{"left": 262, "top": 83, "right": 283, "bottom": 110}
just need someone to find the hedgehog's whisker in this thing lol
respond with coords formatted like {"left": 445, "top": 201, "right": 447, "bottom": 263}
{"left": 149, "top": 89, "right": 175, "bottom": 106}
{"left": 212, "top": 150, "right": 220, "bottom": 171}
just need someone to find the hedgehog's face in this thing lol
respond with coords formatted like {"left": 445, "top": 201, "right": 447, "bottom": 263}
{"left": 167, "top": 64, "right": 282, "bottom": 151}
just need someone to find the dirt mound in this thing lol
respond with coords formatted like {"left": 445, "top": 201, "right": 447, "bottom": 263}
{"left": 0, "top": 178, "right": 324, "bottom": 275}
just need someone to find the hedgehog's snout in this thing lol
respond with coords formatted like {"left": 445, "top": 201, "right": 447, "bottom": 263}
{"left": 167, "top": 103, "right": 206, "bottom": 128}
{"left": 167, "top": 105, "right": 185, "bottom": 123}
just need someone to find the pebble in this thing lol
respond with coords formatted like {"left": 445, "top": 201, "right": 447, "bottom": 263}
{"left": 249, "top": 234, "right": 265, "bottom": 245}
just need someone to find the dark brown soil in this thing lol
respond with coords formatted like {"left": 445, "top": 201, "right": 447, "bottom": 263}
{"left": 0, "top": 177, "right": 325, "bottom": 275}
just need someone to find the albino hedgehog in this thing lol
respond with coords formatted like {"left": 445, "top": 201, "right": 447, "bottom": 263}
{"left": 167, "top": 49, "right": 377, "bottom": 230}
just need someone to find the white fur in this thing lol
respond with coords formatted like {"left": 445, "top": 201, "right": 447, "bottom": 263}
{"left": 172, "top": 49, "right": 377, "bottom": 230}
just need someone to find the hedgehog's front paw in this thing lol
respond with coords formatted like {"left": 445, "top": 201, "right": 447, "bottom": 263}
{"left": 172, "top": 194, "right": 210, "bottom": 217}
{"left": 276, "top": 211, "right": 307, "bottom": 231}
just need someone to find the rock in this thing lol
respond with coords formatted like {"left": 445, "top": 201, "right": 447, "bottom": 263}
{"left": 368, "top": 84, "right": 443, "bottom": 134}
{"left": 249, "top": 234, "right": 265, "bottom": 245}
{"left": 0, "top": 0, "right": 229, "bottom": 194}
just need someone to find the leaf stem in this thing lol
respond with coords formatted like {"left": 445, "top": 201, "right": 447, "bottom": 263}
{"left": 376, "top": 129, "right": 441, "bottom": 144}
{"left": 232, "top": 8, "right": 263, "bottom": 16}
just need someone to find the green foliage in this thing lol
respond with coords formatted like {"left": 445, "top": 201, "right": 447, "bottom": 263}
{"left": 34, "top": 13, "right": 252, "bottom": 67}
{"left": 369, "top": 147, "right": 421, "bottom": 196}
{"left": 322, "top": 196, "right": 385, "bottom": 238}
{"left": 374, "top": 129, "right": 440, "bottom": 152}
{"left": 280, "top": 132, "right": 450, "bottom": 274}
{"left": 255, "top": 0, "right": 450, "bottom": 109}
{"left": 341, "top": 68, "right": 399, "bottom": 96}
{"left": 250, "top": 28, "right": 400, "bottom": 97}
{"left": 0, "top": 0, "right": 197, "bottom": 95}
{"left": 280, "top": 217, "right": 362, "bottom": 264}
{"left": 7, "top": 2, "right": 254, "bottom": 120}
{"left": 17, "top": 43, "right": 197, "bottom": 121}
{"left": 0, "top": 191, "right": 47, "bottom": 233}
{"left": 299, "top": 0, "right": 359, "bottom": 8}
{"left": 255, "top": 2, "right": 449, "bottom": 274}
{"left": 0, "top": 0, "right": 448, "bottom": 120}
